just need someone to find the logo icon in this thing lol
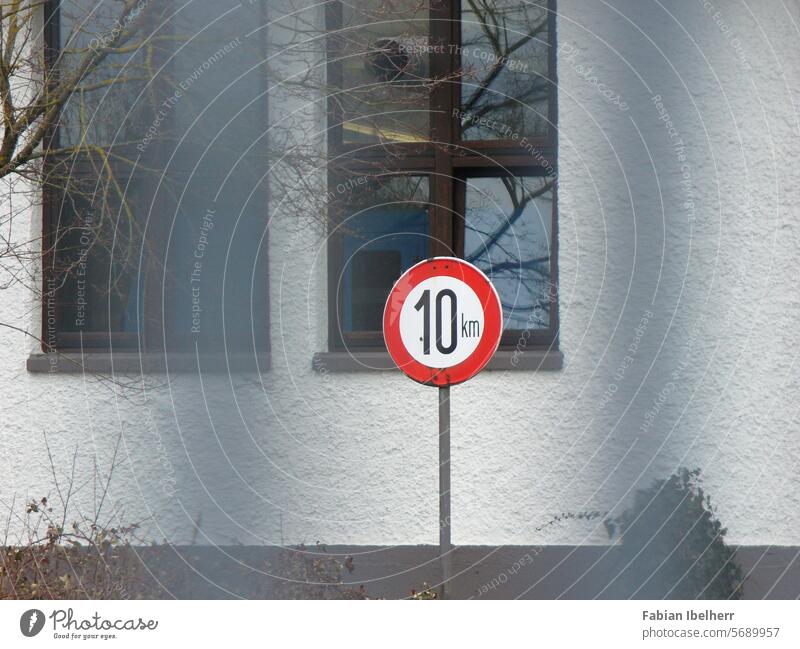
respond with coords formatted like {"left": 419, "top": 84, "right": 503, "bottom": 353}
{"left": 20, "top": 609, "right": 45, "bottom": 637}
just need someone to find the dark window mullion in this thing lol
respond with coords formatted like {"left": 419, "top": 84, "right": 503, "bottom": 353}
{"left": 452, "top": 151, "right": 555, "bottom": 170}
{"left": 547, "top": 0, "right": 558, "bottom": 149}
{"left": 326, "top": 0, "right": 349, "bottom": 350}
{"left": 430, "top": 0, "right": 455, "bottom": 147}
{"left": 448, "top": 0, "right": 463, "bottom": 149}
{"left": 331, "top": 146, "right": 437, "bottom": 172}
{"left": 325, "top": 1, "right": 345, "bottom": 152}
{"left": 547, "top": 175, "right": 559, "bottom": 346}
{"left": 453, "top": 177, "right": 466, "bottom": 258}
{"left": 430, "top": 0, "right": 456, "bottom": 258}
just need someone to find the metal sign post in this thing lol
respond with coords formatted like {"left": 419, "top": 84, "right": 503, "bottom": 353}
{"left": 383, "top": 258, "right": 502, "bottom": 600}
{"left": 439, "top": 385, "right": 451, "bottom": 598}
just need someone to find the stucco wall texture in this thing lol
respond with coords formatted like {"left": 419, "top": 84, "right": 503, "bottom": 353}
{"left": 1, "top": 0, "right": 799, "bottom": 548}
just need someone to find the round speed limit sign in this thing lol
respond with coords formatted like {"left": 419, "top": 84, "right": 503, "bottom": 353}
{"left": 383, "top": 257, "right": 503, "bottom": 386}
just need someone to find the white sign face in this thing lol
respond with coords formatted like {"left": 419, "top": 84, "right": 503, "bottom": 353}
{"left": 399, "top": 275, "right": 485, "bottom": 368}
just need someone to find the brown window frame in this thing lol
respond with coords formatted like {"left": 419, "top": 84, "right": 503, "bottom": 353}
{"left": 326, "top": 0, "right": 558, "bottom": 352}
{"left": 40, "top": 1, "right": 271, "bottom": 354}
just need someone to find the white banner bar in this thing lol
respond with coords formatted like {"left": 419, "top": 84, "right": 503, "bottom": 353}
{"left": 2, "top": 601, "right": 799, "bottom": 648}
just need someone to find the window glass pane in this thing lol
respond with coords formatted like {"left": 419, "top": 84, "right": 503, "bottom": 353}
{"left": 338, "top": 0, "right": 431, "bottom": 145}
{"left": 157, "top": 2, "right": 270, "bottom": 352}
{"left": 53, "top": 169, "right": 146, "bottom": 337}
{"left": 57, "top": 0, "right": 159, "bottom": 148}
{"left": 463, "top": 175, "right": 553, "bottom": 329}
{"left": 161, "top": 171, "right": 270, "bottom": 352}
{"left": 459, "top": 0, "right": 550, "bottom": 141}
{"left": 53, "top": 1, "right": 163, "bottom": 340}
{"left": 340, "top": 176, "right": 429, "bottom": 331}
{"left": 163, "top": 1, "right": 268, "bottom": 172}
{"left": 52, "top": 2, "right": 271, "bottom": 349}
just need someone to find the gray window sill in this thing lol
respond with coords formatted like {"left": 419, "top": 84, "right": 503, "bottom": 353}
{"left": 312, "top": 349, "right": 563, "bottom": 373}
{"left": 27, "top": 352, "right": 271, "bottom": 374}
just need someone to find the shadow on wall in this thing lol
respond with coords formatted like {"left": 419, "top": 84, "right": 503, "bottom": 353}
{"left": 603, "top": 468, "right": 744, "bottom": 599}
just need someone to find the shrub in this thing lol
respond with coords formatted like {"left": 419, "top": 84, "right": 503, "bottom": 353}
{"left": 267, "top": 544, "right": 367, "bottom": 599}
{"left": 604, "top": 468, "right": 743, "bottom": 599}
{"left": 1, "top": 437, "right": 368, "bottom": 600}
{"left": 0, "top": 496, "right": 163, "bottom": 599}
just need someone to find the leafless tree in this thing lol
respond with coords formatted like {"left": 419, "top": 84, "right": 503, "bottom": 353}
{"left": 0, "top": 0, "right": 555, "bottom": 361}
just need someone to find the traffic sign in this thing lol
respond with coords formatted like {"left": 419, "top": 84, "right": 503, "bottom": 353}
{"left": 383, "top": 257, "right": 502, "bottom": 596}
{"left": 383, "top": 257, "right": 503, "bottom": 386}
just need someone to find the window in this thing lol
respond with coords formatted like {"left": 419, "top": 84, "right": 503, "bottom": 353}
{"left": 326, "top": 0, "right": 557, "bottom": 352}
{"left": 42, "top": 1, "right": 270, "bottom": 355}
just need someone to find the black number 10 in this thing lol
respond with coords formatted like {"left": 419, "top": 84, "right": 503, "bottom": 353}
{"left": 414, "top": 289, "right": 457, "bottom": 355}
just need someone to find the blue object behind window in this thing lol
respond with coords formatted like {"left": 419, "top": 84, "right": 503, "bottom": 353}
{"left": 341, "top": 207, "right": 428, "bottom": 331}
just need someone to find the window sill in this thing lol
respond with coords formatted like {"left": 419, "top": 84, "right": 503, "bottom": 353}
{"left": 312, "top": 349, "right": 563, "bottom": 373}
{"left": 26, "top": 352, "right": 271, "bottom": 374}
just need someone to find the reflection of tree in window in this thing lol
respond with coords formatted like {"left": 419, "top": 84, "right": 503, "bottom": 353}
{"left": 464, "top": 176, "right": 553, "bottom": 329}
{"left": 48, "top": 1, "right": 271, "bottom": 350}
{"left": 57, "top": 1, "right": 158, "bottom": 147}
{"left": 460, "top": 0, "right": 550, "bottom": 140}
{"left": 338, "top": 0, "right": 432, "bottom": 144}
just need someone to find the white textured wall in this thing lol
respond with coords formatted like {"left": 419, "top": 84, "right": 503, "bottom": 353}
{"left": 1, "top": 0, "right": 799, "bottom": 547}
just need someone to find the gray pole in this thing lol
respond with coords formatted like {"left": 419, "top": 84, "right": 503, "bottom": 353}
{"left": 439, "top": 385, "right": 451, "bottom": 598}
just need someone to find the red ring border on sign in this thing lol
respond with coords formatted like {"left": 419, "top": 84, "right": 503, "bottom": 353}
{"left": 383, "top": 257, "right": 503, "bottom": 387}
